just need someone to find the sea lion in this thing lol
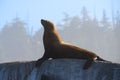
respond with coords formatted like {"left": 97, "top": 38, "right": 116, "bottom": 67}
{"left": 35, "top": 19, "right": 107, "bottom": 69}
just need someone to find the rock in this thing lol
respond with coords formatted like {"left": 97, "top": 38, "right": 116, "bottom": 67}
{"left": 0, "top": 59, "right": 120, "bottom": 80}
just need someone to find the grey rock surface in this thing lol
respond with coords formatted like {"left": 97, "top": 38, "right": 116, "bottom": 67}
{"left": 0, "top": 59, "right": 120, "bottom": 80}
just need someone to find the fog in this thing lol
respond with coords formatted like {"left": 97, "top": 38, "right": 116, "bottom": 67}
{"left": 0, "top": 0, "right": 120, "bottom": 63}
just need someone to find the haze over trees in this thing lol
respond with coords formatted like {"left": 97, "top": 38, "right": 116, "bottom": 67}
{"left": 0, "top": 7, "right": 120, "bottom": 63}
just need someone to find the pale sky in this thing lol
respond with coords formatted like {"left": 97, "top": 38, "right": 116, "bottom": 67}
{"left": 0, "top": 0, "right": 120, "bottom": 33}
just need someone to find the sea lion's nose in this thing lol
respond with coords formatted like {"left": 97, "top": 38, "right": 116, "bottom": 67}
{"left": 41, "top": 19, "right": 45, "bottom": 23}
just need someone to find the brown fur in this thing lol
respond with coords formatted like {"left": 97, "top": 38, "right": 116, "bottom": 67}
{"left": 35, "top": 19, "right": 106, "bottom": 69}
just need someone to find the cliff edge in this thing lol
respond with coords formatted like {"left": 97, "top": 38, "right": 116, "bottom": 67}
{"left": 0, "top": 59, "right": 120, "bottom": 80}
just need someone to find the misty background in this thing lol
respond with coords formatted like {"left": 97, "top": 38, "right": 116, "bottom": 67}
{"left": 0, "top": 0, "right": 120, "bottom": 63}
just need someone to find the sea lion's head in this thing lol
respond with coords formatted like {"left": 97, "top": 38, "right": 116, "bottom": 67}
{"left": 41, "top": 19, "right": 56, "bottom": 31}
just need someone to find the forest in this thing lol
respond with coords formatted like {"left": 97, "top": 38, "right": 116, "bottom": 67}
{"left": 0, "top": 7, "right": 120, "bottom": 63}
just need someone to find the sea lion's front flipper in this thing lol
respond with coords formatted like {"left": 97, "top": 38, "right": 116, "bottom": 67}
{"left": 83, "top": 59, "right": 94, "bottom": 70}
{"left": 35, "top": 56, "right": 48, "bottom": 68}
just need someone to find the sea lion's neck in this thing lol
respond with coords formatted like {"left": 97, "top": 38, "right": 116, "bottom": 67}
{"left": 43, "top": 30, "right": 62, "bottom": 47}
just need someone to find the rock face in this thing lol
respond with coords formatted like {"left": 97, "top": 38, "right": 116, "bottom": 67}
{"left": 0, "top": 59, "right": 120, "bottom": 80}
{"left": 0, "top": 61, "right": 35, "bottom": 80}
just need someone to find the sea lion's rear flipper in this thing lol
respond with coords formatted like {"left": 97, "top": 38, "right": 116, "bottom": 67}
{"left": 83, "top": 59, "right": 94, "bottom": 70}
